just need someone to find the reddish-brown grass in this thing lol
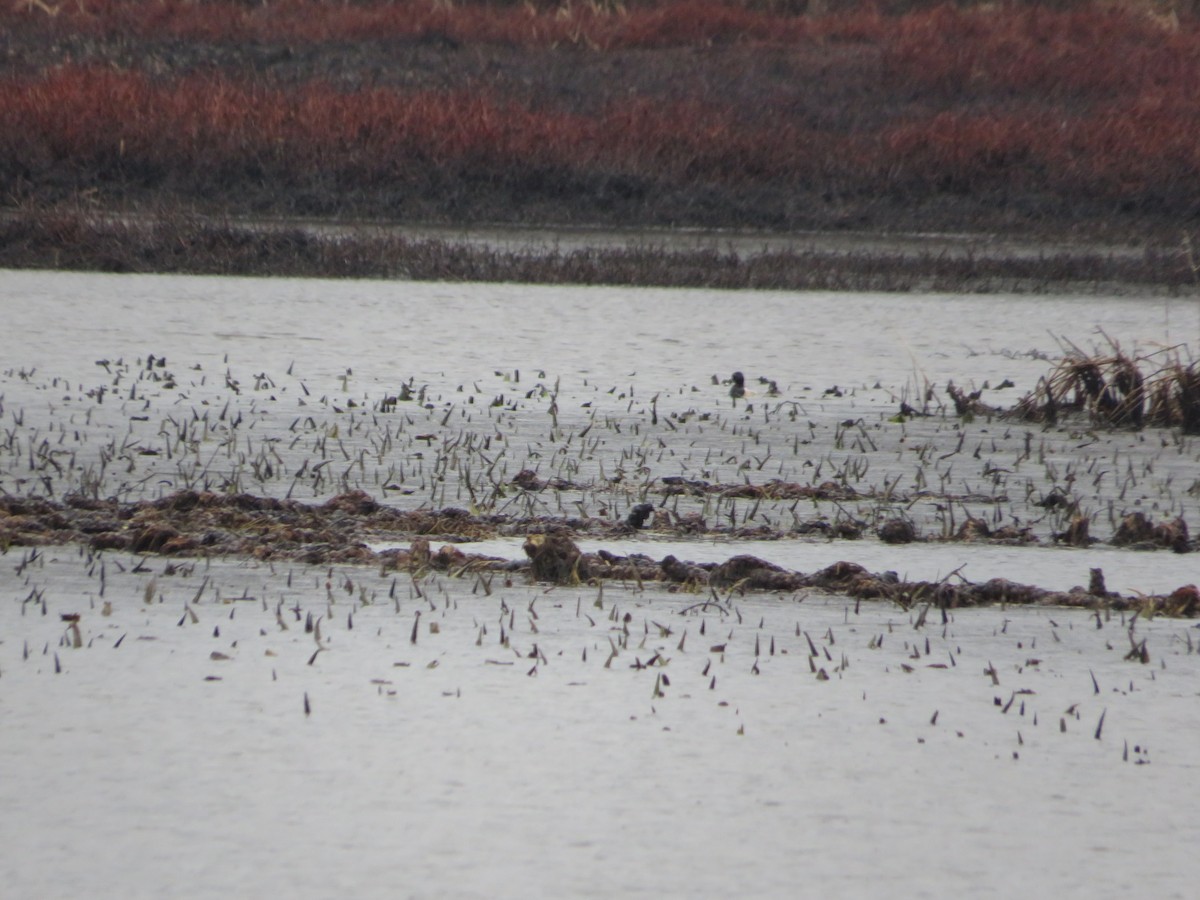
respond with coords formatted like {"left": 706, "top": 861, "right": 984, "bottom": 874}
{"left": 0, "top": 66, "right": 829, "bottom": 184}
{"left": 883, "top": 5, "right": 1200, "bottom": 97}
{"left": 2, "top": 62, "right": 1194, "bottom": 204}
{"left": 1, "top": 2, "right": 1198, "bottom": 235}
{"left": 3, "top": 0, "right": 884, "bottom": 48}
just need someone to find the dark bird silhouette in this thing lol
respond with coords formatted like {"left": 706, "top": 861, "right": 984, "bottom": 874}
{"left": 729, "top": 371, "right": 746, "bottom": 400}
{"left": 626, "top": 503, "right": 655, "bottom": 529}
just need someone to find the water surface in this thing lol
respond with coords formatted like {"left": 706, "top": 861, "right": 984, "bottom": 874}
{"left": 1, "top": 270, "right": 1197, "bottom": 898}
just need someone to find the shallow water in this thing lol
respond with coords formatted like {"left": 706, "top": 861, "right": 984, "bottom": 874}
{"left": 6, "top": 269, "right": 1190, "bottom": 385}
{"left": 380, "top": 535, "right": 1199, "bottom": 596}
{"left": 1, "top": 552, "right": 1196, "bottom": 898}
{"left": 2, "top": 269, "right": 1199, "bottom": 897}
{"left": 4, "top": 268, "right": 1198, "bottom": 548}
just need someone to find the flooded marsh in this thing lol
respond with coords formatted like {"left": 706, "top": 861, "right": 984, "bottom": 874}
{"left": 1, "top": 269, "right": 1199, "bottom": 898}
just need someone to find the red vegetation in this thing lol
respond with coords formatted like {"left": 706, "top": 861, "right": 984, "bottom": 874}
{"left": 1, "top": 2, "right": 1198, "bottom": 235}
{"left": 4, "top": 0, "right": 883, "bottom": 48}
{"left": 884, "top": 4, "right": 1200, "bottom": 96}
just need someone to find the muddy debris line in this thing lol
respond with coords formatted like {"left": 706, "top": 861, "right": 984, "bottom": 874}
{"left": 4, "top": 341, "right": 1200, "bottom": 616}
{"left": 2, "top": 489, "right": 1197, "bottom": 618}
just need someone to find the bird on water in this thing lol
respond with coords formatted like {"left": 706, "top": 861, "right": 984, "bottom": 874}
{"left": 729, "top": 371, "right": 746, "bottom": 400}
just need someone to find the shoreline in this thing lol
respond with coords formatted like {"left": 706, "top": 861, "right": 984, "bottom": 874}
{"left": 3, "top": 208, "right": 1196, "bottom": 294}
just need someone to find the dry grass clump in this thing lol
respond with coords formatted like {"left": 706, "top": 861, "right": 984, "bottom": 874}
{"left": 1146, "top": 359, "right": 1200, "bottom": 432}
{"left": 1111, "top": 512, "right": 1190, "bottom": 551}
{"left": 523, "top": 532, "right": 589, "bottom": 583}
{"left": 1012, "top": 338, "right": 1200, "bottom": 432}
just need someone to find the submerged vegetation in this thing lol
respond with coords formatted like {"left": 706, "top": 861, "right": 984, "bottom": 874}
{"left": 5, "top": 485, "right": 1200, "bottom": 616}
{"left": 2, "top": 3, "right": 1200, "bottom": 609}
{"left": 3, "top": 325, "right": 1200, "bottom": 614}
{"left": 1, "top": 1, "right": 1198, "bottom": 284}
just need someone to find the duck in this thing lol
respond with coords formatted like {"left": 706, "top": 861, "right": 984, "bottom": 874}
{"left": 729, "top": 371, "right": 746, "bottom": 400}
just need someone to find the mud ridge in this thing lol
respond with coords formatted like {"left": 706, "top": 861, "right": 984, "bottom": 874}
{"left": 4, "top": 489, "right": 1197, "bottom": 617}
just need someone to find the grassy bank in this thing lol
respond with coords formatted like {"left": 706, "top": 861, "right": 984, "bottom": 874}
{"left": 1, "top": 1, "right": 1199, "bottom": 277}
{"left": 2, "top": 209, "right": 1197, "bottom": 292}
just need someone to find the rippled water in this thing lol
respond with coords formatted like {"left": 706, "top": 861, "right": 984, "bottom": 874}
{"left": 2, "top": 269, "right": 1198, "bottom": 898}
{"left": 7, "top": 269, "right": 1191, "bottom": 385}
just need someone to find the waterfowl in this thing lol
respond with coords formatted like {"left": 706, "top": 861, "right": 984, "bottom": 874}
{"left": 729, "top": 371, "right": 746, "bottom": 400}
{"left": 626, "top": 503, "right": 655, "bottom": 529}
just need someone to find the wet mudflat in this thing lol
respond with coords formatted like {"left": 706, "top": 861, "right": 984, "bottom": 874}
{"left": 2, "top": 269, "right": 1199, "bottom": 897}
